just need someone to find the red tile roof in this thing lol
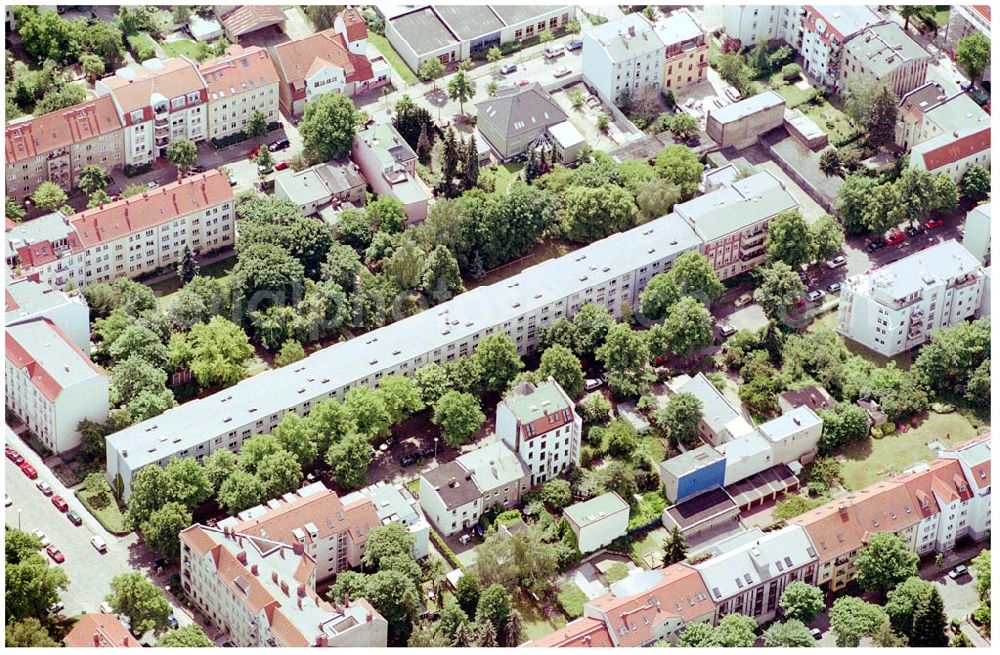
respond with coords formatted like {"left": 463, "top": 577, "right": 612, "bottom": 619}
{"left": 972, "top": 5, "right": 991, "bottom": 23}
{"left": 220, "top": 5, "right": 287, "bottom": 38}
{"left": 64, "top": 613, "right": 137, "bottom": 648}
{"left": 5, "top": 96, "right": 123, "bottom": 163}
{"left": 198, "top": 45, "right": 280, "bottom": 101}
{"left": 919, "top": 127, "right": 991, "bottom": 171}
{"left": 339, "top": 7, "right": 368, "bottom": 42}
{"left": 526, "top": 617, "right": 615, "bottom": 648}
{"left": 232, "top": 488, "right": 380, "bottom": 549}
{"left": 271, "top": 29, "right": 374, "bottom": 93}
{"left": 68, "top": 170, "right": 232, "bottom": 248}
{"left": 100, "top": 58, "right": 207, "bottom": 118}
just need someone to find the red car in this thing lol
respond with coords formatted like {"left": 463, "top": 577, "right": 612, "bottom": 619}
{"left": 925, "top": 218, "right": 944, "bottom": 230}
{"left": 45, "top": 545, "right": 65, "bottom": 564}
{"left": 248, "top": 145, "right": 261, "bottom": 159}
{"left": 885, "top": 230, "right": 905, "bottom": 246}
{"left": 20, "top": 462, "right": 38, "bottom": 479}
{"left": 51, "top": 495, "right": 68, "bottom": 512}
{"left": 517, "top": 79, "right": 530, "bottom": 86}
{"left": 275, "top": 160, "right": 290, "bottom": 171}
{"left": 5, "top": 446, "right": 16, "bottom": 460}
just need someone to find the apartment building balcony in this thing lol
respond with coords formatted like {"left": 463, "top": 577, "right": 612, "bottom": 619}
{"left": 741, "top": 248, "right": 766, "bottom": 262}
{"left": 951, "top": 273, "right": 979, "bottom": 290}
{"left": 743, "top": 236, "right": 766, "bottom": 249}
{"left": 46, "top": 147, "right": 69, "bottom": 159}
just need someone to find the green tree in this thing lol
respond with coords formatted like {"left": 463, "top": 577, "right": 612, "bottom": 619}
{"left": 561, "top": 184, "right": 638, "bottom": 243}
{"left": 830, "top": 596, "right": 890, "bottom": 647}
{"left": 6, "top": 196, "right": 27, "bottom": 222}
{"left": 654, "top": 392, "right": 703, "bottom": 448}
{"left": 754, "top": 262, "right": 806, "bottom": 320}
{"left": 432, "top": 391, "right": 485, "bottom": 446}
{"left": 573, "top": 302, "right": 617, "bottom": 356}
{"left": 447, "top": 70, "right": 475, "bottom": 116}
{"left": 140, "top": 502, "right": 192, "bottom": 559}
{"left": 326, "top": 432, "right": 373, "bottom": 490}
{"left": 486, "top": 46, "right": 502, "bottom": 71}
{"left": 255, "top": 449, "right": 304, "bottom": 498}
{"left": 420, "top": 245, "right": 464, "bottom": 303}
{"left": 854, "top": 532, "right": 919, "bottom": 597}
{"left": 662, "top": 525, "right": 687, "bottom": 565}
{"left": 780, "top": 581, "right": 825, "bottom": 624}
{"left": 763, "top": 620, "right": 815, "bottom": 647}
{"left": 653, "top": 144, "right": 703, "bottom": 199}
{"left": 203, "top": 448, "right": 238, "bottom": 492}
{"left": 765, "top": 209, "right": 814, "bottom": 268}
{"left": 419, "top": 58, "right": 446, "bottom": 87}
{"left": 678, "top": 621, "right": 716, "bottom": 646}
{"left": 245, "top": 109, "right": 269, "bottom": 138}
{"left": 605, "top": 418, "right": 639, "bottom": 459}
{"left": 300, "top": 92, "right": 363, "bottom": 162}
{"left": 78, "top": 164, "right": 109, "bottom": 196}
{"left": 31, "top": 181, "right": 68, "bottom": 211}
{"left": 837, "top": 174, "right": 881, "bottom": 235}
{"left": 5, "top": 617, "right": 60, "bottom": 647}
{"left": 476, "top": 584, "right": 514, "bottom": 639}
{"left": 816, "top": 402, "right": 870, "bottom": 454}
{"left": 713, "top": 613, "right": 758, "bottom": 647}
{"left": 363, "top": 522, "right": 416, "bottom": 570}
{"left": 272, "top": 413, "right": 318, "bottom": 470}
{"left": 635, "top": 177, "right": 682, "bottom": 222}
{"left": 667, "top": 112, "right": 699, "bottom": 140}
{"left": 124, "top": 465, "right": 172, "bottom": 530}
{"left": 597, "top": 324, "right": 652, "bottom": 398}
{"left": 540, "top": 479, "right": 572, "bottom": 511}
{"left": 472, "top": 334, "right": 522, "bottom": 394}
{"left": 5, "top": 529, "right": 69, "bottom": 621}
{"left": 173, "top": 317, "right": 253, "bottom": 388}
{"left": 217, "top": 469, "right": 264, "bottom": 514}
{"left": 159, "top": 623, "right": 214, "bottom": 647}
{"left": 455, "top": 572, "right": 481, "bottom": 617}
{"left": 164, "top": 456, "right": 212, "bottom": 508}
{"left": 886, "top": 576, "right": 938, "bottom": 642}
{"left": 661, "top": 296, "right": 714, "bottom": 359}
{"left": 166, "top": 138, "right": 198, "bottom": 172}
{"left": 868, "top": 86, "right": 899, "bottom": 150}
{"left": 960, "top": 165, "right": 991, "bottom": 203}
{"left": 177, "top": 244, "right": 199, "bottom": 284}
{"left": 810, "top": 214, "right": 845, "bottom": 263}
{"left": 956, "top": 32, "right": 991, "bottom": 83}
{"left": 275, "top": 340, "right": 306, "bottom": 367}
{"left": 667, "top": 251, "right": 724, "bottom": 305}
{"left": 538, "top": 344, "right": 585, "bottom": 397}
{"left": 972, "top": 550, "right": 991, "bottom": 602}
{"left": 342, "top": 386, "right": 392, "bottom": 441}
{"left": 364, "top": 570, "right": 421, "bottom": 645}
{"left": 819, "top": 147, "right": 841, "bottom": 176}
{"left": 640, "top": 273, "right": 681, "bottom": 320}
{"left": 107, "top": 572, "right": 172, "bottom": 634}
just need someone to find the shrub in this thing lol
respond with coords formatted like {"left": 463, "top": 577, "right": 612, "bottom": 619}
{"left": 871, "top": 426, "right": 884, "bottom": 440}
{"left": 781, "top": 63, "right": 802, "bottom": 81}
{"left": 494, "top": 509, "right": 522, "bottom": 527}
{"left": 972, "top": 604, "right": 990, "bottom": 632}
{"left": 931, "top": 402, "right": 955, "bottom": 414}
{"left": 580, "top": 446, "right": 595, "bottom": 468}
{"left": 430, "top": 529, "right": 463, "bottom": 570}
{"left": 605, "top": 562, "right": 630, "bottom": 584}
{"left": 557, "top": 585, "right": 588, "bottom": 619}
{"left": 123, "top": 162, "right": 154, "bottom": 178}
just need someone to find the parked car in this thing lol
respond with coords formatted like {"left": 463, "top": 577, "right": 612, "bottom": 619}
{"left": 146, "top": 180, "right": 159, "bottom": 190}
{"left": 567, "top": 39, "right": 583, "bottom": 51}
{"left": 499, "top": 62, "right": 517, "bottom": 75}
{"left": 32, "top": 529, "right": 50, "bottom": 547}
{"left": 36, "top": 481, "right": 53, "bottom": 496}
{"left": 20, "top": 462, "right": 37, "bottom": 479}
{"left": 420, "top": 446, "right": 437, "bottom": 459}
{"left": 399, "top": 452, "right": 421, "bottom": 467}
{"left": 925, "top": 217, "right": 944, "bottom": 230}
{"left": 167, "top": 614, "right": 179, "bottom": 630}
{"left": 867, "top": 238, "right": 885, "bottom": 252}
{"left": 544, "top": 44, "right": 565, "bottom": 59}
{"left": 811, "top": 628, "right": 822, "bottom": 640}
{"left": 91, "top": 536, "right": 108, "bottom": 553}
{"left": 516, "top": 79, "right": 530, "bottom": 87}
{"left": 248, "top": 145, "right": 262, "bottom": 158}
{"left": 66, "top": 510, "right": 83, "bottom": 526}
{"left": 49, "top": 601, "right": 65, "bottom": 614}
{"left": 189, "top": 165, "right": 207, "bottom": 174}
{"left": 826, "top": 282, "right": 842, "bottom": 294}
{"left": 553, "top": 65, "right": 570, "bottom": 78}
{"left": 51, "top": 495, "right": 68, "bottom": 512}
{"left": 269, "top": 138, "right": 290, "bottom": 151}
{"left": 806, "top": 289, "right": 826, "bottom": 302}
{"left": 725, "top": 86, "right": 742, "bottom": 102}
{"left": 275, "top": 160, "right": 290, "bottom": 171}
{"left": 734, "top": 292, "right": 753, "bottom": 307}
{"left": 229, "top": 179, "right": 238, "bottom": 187}
{"left": 6, "top": 446, "right": 20, "bottom": 461}
{"left": 46, "top": 545, "right": 65, "bottom": 564}
{"left": 584, "top": 378, "right": 604, "bottom": 391}
{"left": 825, "top": 255, "right": 847, "bottom": 269}
{"left": 716, "top": 321, "right": 737, "bottom": 337}
{"left": 948, "top": 564, "right": 969, "bottom": 579}
{"left": 905, "top": 225, "right": 926, "bottom": 237}
{"left": 100, "top": 601, "right": 114, "bottom": 614}
{"left": 885, "top": 230, "right": 905, "bottom": 246}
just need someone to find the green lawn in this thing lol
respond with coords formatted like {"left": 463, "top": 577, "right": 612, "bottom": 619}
{"left": 800, "top": 100, "right": 855, "bottom": 142}
{"left": 151, "top": 255, "right": 236, "bottom": 308}
{"left": 772, "top": 78, "right": 817, "bottom": 108}
{"left": 406, "top": 478, "right": 421, "bottom": 496}
{"left": 630, "top": 529, "right": 663, "bottom": 569}
{"left": 838, "top": 412, "right": 981, "bottom": 490}
{"left": 636, "top": 434, "right": 667, "bottom": 467}
{"left": 162, "top": 38, "right": 209, "bottom": 61}
{"left": 126, "top": 33, "right": 158, "bottom": 59}
{"left": 76, "top": 488, "right": 128, "bottom": 535}
{"left": 515, "top": 595, "right": 566, "bottom": 641}
{"left": 369, "top": 32, "right": 418, "bottom": 85}
{"left": 556, "top": 582, "right": 587, "bottom": 619}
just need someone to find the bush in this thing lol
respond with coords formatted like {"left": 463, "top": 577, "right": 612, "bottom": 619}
{"left": 780, "top": 63, "right": 802, "bottom": 81}
{"left": 628, "top": 490, "right": 667, "bottom": 530}
{"left": 972, "top": 604, "right": 990, "bottom": 632}
{"left": 605, "top": 562, "right": 630, "bottom": 584}
{"left": 123, "top": 162, "right": 154, "bottom": 178}
{"left": 557, "top": 585, "right": 588, "bottom": 619}
{"left": 430, "top": 529, "right": 463, "bottom": 570}
{"left": 773, "top": 493, "right": 824, "bottom": 521}
{"left": 580, "top": 445, "right": 595, "bottom": 468}
{"left": 494, "top": 509, "right": 522, "bottom": 527}
{"left": 871, "top": 426, "right": 884, "bottom": 439}
{"left": 931, "top": 402, "right": 955, "bottom": 414}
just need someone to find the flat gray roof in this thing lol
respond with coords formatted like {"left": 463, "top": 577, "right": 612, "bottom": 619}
{"left": 675, "top": 170, "right": 797, "bottom": 242}
{"left": 434, "top": 4, "right": 504, "bottom": 40}
{"left": 846, "top": 23, "right": 928, "bottom": 77}
{"left": 676, "top": 372, "right": 741, "bottom": 435}
{"left": 708, "top": 91, "right": 785, "bottom": 125}
{"left": 489, "top": 5, "right": 564, "bottom": 27}
{"left": 107, "top": 212, "right": 702, "bottom": 473}
{"left": 653, "top": 10, "right": 704, "bottom": 46}
{"left": 847, "top": 239, "right": 982, "bottom": 302}
{"left": 390, "top": 7, "right": 459, "bottom": 56}
{"left": 7, "top": 318, "right": 104, "bottom": 393}
{"left": 660, "top": 444, "right": 724, "bottom": 478}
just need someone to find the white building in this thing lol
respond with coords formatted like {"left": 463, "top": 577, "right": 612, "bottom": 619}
{"left": 342, "top": 482, "right": 430, "bottom": 560}
{"left": 940, "top": 433, "right": 991, "bottom": 542}
{"left": 216, "top": 482, "right": 380, "bottom": 584}
{"left": 896, "top": 82, "right": 990, "bottom": 151}
{"left": 909, "top": 123, "right": 991, "bottom": 182}
{"left": 199, "top": 45, "right": 280, "bottom": 140}
{"left": 945, "top": 5, "right": 991, "bottom": 81}
{"left": 97, "top": 58, "right": 209, "bottom": 166}
{"left": 104, "top": 211, "right": 701, "bottom": 496}
{"left": 962, "top": 203, "right": 991, "bottom": 265}
{"left": 274, "top": 159, "right": 366, "bottom": 218}
{"left": 721, "top": 6, "right": 801, "bottom": 48}
{"left": 562, "top": 492, "right": 629, "bottom": 553}
{"left": 755, "top": 405, "right": 822, "bottom": 466}
{"left": 581, "top": 12, "right": 666, "bottom": 107}
{"left": 837, "top": 239, "right": 987, "bottom": 356}
{"left": 694, "top": 524, "right": 817, "bottom": 624}
{"left": 715, "top": 432, "right": 773, "bottom": 486}
{"left": 6, "top": 171, "right": 234, "bottom": 291}
{"left": 5, "top": 269, "right": 90, "bottom": 351}
{"left": 5, "top": 318, "right": 108, "bottom": 453}
{"left": 495, "top": 377, "right": 582, "bottom": 487}
{"left": 672, "top": 373, "right": 754, "bottom": 446}
{"left": 179, "top": 524, "right": 388, "bottom": 647}
{"left": 351, "top": 123, "right": 429, "bottom": 223}
{"left": 418, "top": 442, "right": 529, "bottom": 536}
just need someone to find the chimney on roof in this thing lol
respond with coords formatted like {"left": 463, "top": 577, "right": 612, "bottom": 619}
{"left": 93, "top": 633, "right": 100, "bottom": 647}
{"left": 316, "top": 635, "right": 328, "bottom": 647}
{"left": 251, "top": 563, "right": 258, "bottom": 576}
{"left": 297, "top": 584, "right": 306, "bottom": 597}
{"left": 292, "top": 542, "right": 304, "bottom": 556}
{"left": 123, "top": 636, "right": 129, "bottom": 646}
{"left": 838, "top": 504, "right": 848, "bottom": 518}
{"left": 236, "top": 550, "right": 247, "bottom": 565}
{"left": 280, "top": 580, "right": 289, "bottom": 596}
{"left": 628, "top": 24, "right": 636, "bottom": 37}
{"left": 367, "top": 612, "right": 373, "bottom": 623}
{"left": 272, "top": 571, "right": 278, "bottom": 583}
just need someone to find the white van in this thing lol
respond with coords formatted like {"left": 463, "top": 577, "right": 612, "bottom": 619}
{"left": 544, "top": 44, "right": 565, "bottom": 59}
{"left": 91, "top": 536, "right": 108, "bottom": 553}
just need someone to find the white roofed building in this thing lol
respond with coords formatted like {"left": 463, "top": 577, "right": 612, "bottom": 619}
{"left": 581, "top": 12, "right": 666, "bottom": 106}
{"left": 342, "top": 482, "right": 430, "bottom": 559}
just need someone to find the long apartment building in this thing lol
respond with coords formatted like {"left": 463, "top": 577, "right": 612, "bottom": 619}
{"left": 836, "top": 239, "right": 987, "bottom": 356}
{"left": 105, "top": 211, "right": 702, "bottom": 497}
{"left": 216, "top": 482, "right": 381, "bottom": 584}
{"left": 674, "top": 170, "right": 798, "bottom": 281}
{"left": 5, "top": 317, "right": 108, "bottom": 454}
{"left": 5, "top": 96, "right": 125, "bottom": 203}
{"left": 531, "top": 435, "right": 990, "bottom": 644}
{"left": 6, "top": 170, "right": 234, "bottom": 291}
{"left": 495, "top": 378, "right": 582, "bottom": 487}
{"left": 5, "top": 268, "right": 90, "bottom": 352}
{"left": 199, "top": 45, "right": 281, "bottom": 140}
{"left": 179, "top": 524, "right": 388, "bottom": 648}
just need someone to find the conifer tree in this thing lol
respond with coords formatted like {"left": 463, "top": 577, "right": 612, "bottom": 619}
{"left": 178, "top": 245, "right": 199, "bottom": 284}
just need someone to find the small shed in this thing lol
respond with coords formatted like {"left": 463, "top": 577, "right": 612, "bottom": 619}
{"left": 563, "top": 492, "right": 630, "bottom": 554}
{"left": 189, "top": 15, "right": 224, "bottom": 42}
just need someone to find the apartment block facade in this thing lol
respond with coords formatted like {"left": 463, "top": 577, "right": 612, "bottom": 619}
{"left": 199, "top": 45, "right": 281, "bottom": 140}
{"left": 5, "top": 96, "right": 125, "bottom": 203}
{"left": 495, "top": 378, "right": 582, "bottom": 486}
{"left": 7, "top": 171, "right": 234, "bottom": 291}
{"left": 5, "top": 270, "right": 91, "bottom": 352}
{"left": 839, "top": 22, "right": 929, "bottom": 98}
{"left": 5, "top": 318, "right": 108, "bottom": 453}
{"left": 654, "top": 9, "right": 709, "bottom": 92}
{"left": 837, "top": 240, "right": 987, "bottom": 356}
{"left": 581, "top": 12, "right": 666, "bottom": 106}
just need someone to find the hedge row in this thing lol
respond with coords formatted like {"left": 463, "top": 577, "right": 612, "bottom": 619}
{"left": 430, "top": 528, "right": 464, "bottom": 571}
